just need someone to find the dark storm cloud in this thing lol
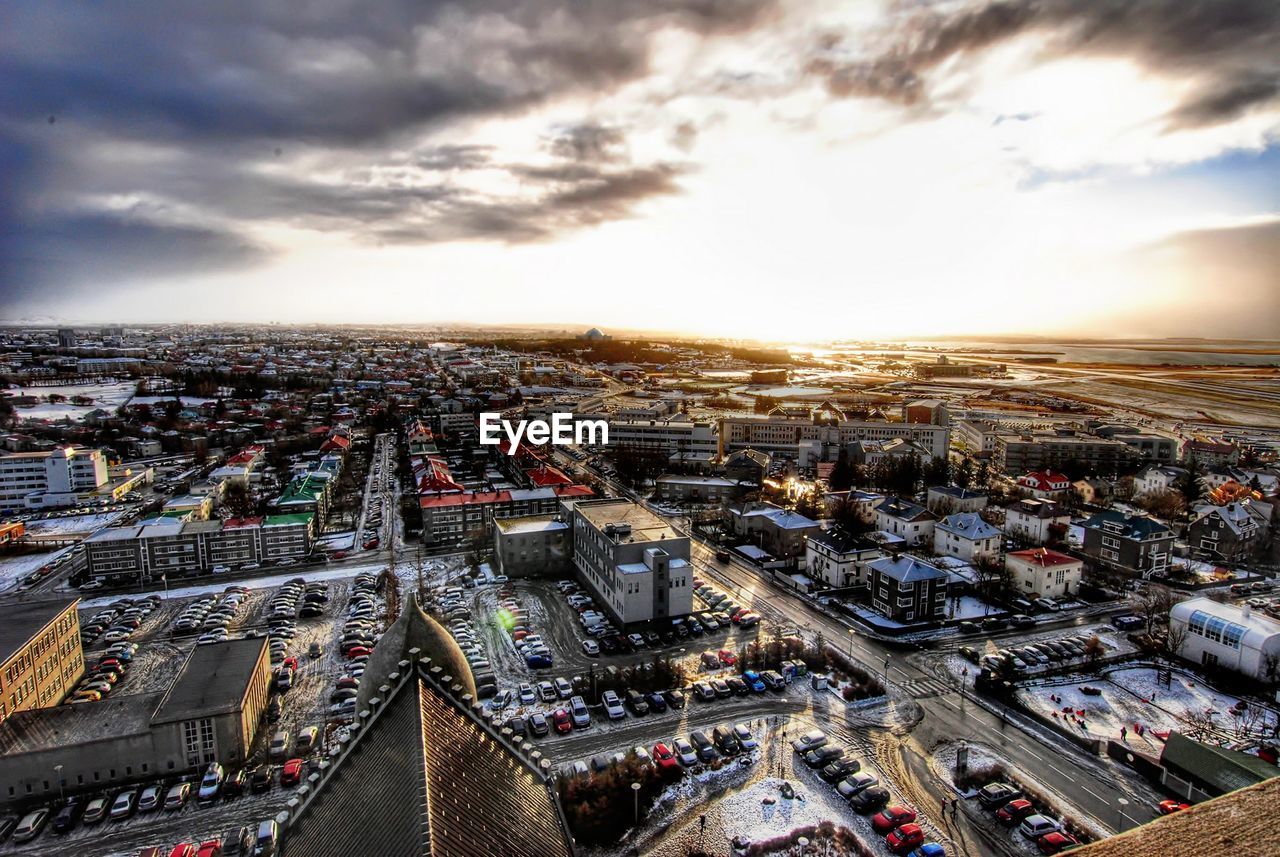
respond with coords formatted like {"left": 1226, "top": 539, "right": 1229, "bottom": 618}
{"left": 0, "top": 0, "right": 774, "bottom": 294}
{"left": 807, "top": 0, "right": 1280, "bottom": 127}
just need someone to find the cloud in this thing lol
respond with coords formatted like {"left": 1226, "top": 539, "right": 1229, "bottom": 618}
{"left": 807, "top": 0, "right": 1280, "bottom": 128}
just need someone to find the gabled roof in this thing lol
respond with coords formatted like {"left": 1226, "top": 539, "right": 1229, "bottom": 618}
{"left": 869, "top": 555, "right": 946, "bottom": 583}
{"left": 1080, "top": 509, "right": 1173, "bottom": 540}
{"left": 875, "top": 496, "right": 934, "bottom": 523}
{"left": 1017, "top": 470, "right": 1071, "bottom": 490}
{"left": 1006, "top": 547, "right": 1080, "bottom": 568}
{"left": 935, "top": 512, "right": 1000, "bottom": 541}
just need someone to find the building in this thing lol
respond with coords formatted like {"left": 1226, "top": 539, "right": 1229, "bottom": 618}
{"left": 1182, "top": 439, "right": 1239, "bottom": 467}
{"left": 902, "top": 399, "right": 950, "bottom": 426}
{"left": 0, "top": 446, "right": 109, "bottom": 512}
{"left": 933, "top": 512, "right": 1002, "bottom": 561}
{"left": 570, "top": 499, "right": 693, "bottom": 627}
{"left": 0, "top": 600, "right": 83, "bottom": 725}
{"left": 718, "top": 412, "right": 949, "bottom": 460}
{"left": 926, "top": 486, "right": 989, "bottom": 515}
{"left": 653, "top": 475, "right": 745, "bottom": 505}
{"left": 0, "top": 639, "right": 270, "bottom": 804}
{"left": 728, "top": 503, "right": 821, "bottom": 559}
{"left": 419, "top": 485, "right": 593, "bottom": 547}
{"left": 83, "top": 514, "right": 314, "bottom": 583}
{"left": 868, "top": 555, "right": 947, "bottom": 623}
{"left": 995, "top": 432, "right": 1136, "bottom": 475}
{"left": 1016, "top": 470, "right": 1072, "bottom": 498}
{"left": 1101, "top": 430, "right": 1178, "bottom": 465}
{"left": 1169, "top": 598, "right": 1280, "bottom": 680}
{"left": 279, "top": 599, "right": 574, "bottom": 857}
{"left": 1003, "top": 498, "right": 1070, "bottom": 546}
{"left": 916, "top": 355, "right": 973, "bottom": 378}
{"left": 492, "top": 515, "right": 570, "bottom": 578}
{"left": 1188, "top": 501, "right": 1269, "bottom": 562}
{"left": 1134, "top": 464, "right": 1188, "bottom": 497}
{"left": 1079, "top": 510, "right": 1175, "bottom": 577}
{"left": 721, "top": 448, "right": 770, "bottom": 486}
{"left": 804, "top": 528, "right": 884, "bottom": 589}
{"left": 1005, "top": 548, "right": 1083, "bottom": 599}
{"left": 589, "top": 414, "right": 717, "bottom": 456}
{"left": 874, "top": 496, "right": 936, "bottom": 546}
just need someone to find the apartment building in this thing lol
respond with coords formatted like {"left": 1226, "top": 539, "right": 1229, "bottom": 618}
{"left": 995, "top": 432, "right": 1137, "bottom": 474}
{"left": 718, "top": 413, "right": 949, "bottom": 460}
{"left": 492, "top": 515, "right": 570, "bottom": 577}
{"left": 869, "top": 556, "right": 947, "bottom": 623}
{"left": 1079, "top": 510, "right": 1175, "bottom": 578}
{"left": 570, "top": 498, "right": 693, "bottom": 626}
{"left": 419, "top": 485, "right": 593, "bottom": 546}
{"left": 0, "top": 599, "right": 84, "bottom": 725}
{"left": 600, "top": 414, "right": 718, "bottom": 456}
{"left": 1005, "top": 548, "right": 1083, "bottom": 599}
{"left": 83, "top": 515, "right": 314, "bottom": 583}
{"left": 0, "top": 446, "right": 109, "bottom": 511}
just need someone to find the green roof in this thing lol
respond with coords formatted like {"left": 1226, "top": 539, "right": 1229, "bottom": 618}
{"left": 265, "top": 513, "right": 315, "bottom": 528}
{"left": 279, "top": 475, "right": 329, "bottom": 503}
{"left": 1161, "top": 731, "right": 1278, "bottom": 794}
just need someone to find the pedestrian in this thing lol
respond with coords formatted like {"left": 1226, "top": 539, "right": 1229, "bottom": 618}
{"left": 1120, "top": 726, "right": 1127, "bottom": 741}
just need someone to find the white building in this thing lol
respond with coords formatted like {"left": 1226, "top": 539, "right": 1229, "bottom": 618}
{"left": 1169, "top": 598, "right": 1280, "bottom": 681}
{"left": 874, "top": 497, "right": 936, "bottom": 546}
{"left": 933, "top": 512, "right": 1002, "bottom": 561}
{"left": 1004, "top": 548, "right": 1083, "bottom": 599}
{"left": 804, "top": 528, "right": 885, "bottom": 589}
{"left": 0, "top": 446, "right": 109, "bottom": 512}
{"left": 718, "top": 413, "right": 949, "bottom": 460}
{"left": 570, "top": 499, "right": 693, "bottom": 626}
{"left": 1003, "top": 498, "right": 1070, "bottom": 546}
{"left": 1135, "top": 464, "right": 1188, "bottom": 498}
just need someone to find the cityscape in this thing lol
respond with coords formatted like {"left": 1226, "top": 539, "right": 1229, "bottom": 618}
{"left": 2, "top": 2, "right": 1279, "bottom": 857}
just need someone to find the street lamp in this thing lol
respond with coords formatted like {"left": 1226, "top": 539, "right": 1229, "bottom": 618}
{"left": 54, "top": 764, "right": 64, "bottom": 803}
{"left": 848, "top": 629, "right": 855, "bottom": 658}
{"left": 1116, "top": 797, "right": 1129, "bottom": 832}
{"left": 631, "top": 781, "right": 642, "bottom": 825}
{"left": 882, "top": 653, "right": 891, "bottom": 688}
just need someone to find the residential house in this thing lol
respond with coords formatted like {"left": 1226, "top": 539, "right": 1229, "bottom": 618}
{"left": 933, "top": 512, "right": 1002, "bottom": 562}
{"left": 1005, "top": 548, "right": 1083, "bottom": 599}
{"left": 1079, "top": 510, "right": 1175, "bottom": 577}
{"left": 1003, "top": 498, "right": 1070, "bottom": 546}
{"left": 874, "top": 496, "right": 936, "bottom": 546}
{"left": 1188, "top": 501, "right": 1268, "bottom": 562}
{"left": 868, "top": 555, "right": 947, "bottom": 623}
{"left": 1182, "top": 439, "right": 1239, "bottom": 467}
{"left": 1016, "top": 470, "right": 1071, "bottom": 499}
{"left": 729, "top": 503, "right": 821, "bottom": 559}
{"left": 926, "top": 486, "right": 989, "bottom": 515}
{"left": 804, "top": 528, "right": 884, "bottom": 589}
{"left": 1135, "top": 464, "right": 1188, "bottom": 498}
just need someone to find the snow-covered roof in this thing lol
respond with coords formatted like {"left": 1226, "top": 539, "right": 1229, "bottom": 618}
{"left": 935, "top": 512, "right": 1000, "bottom": 541}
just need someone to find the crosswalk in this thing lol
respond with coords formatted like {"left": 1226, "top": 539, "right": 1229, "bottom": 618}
{"left": 897, "top": 677, "right": 955, "bottom": 698}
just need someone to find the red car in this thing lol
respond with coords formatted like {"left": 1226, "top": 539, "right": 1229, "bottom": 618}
{"left": 996, "top": 799, "right": 1035, "bottom": 825}
{"left": 282, "top": 657, "right": 299, "bottom": 672}
{"left": 346, "top": 646, "right": 371, "bottom": 659}
{"left": 281, "top": 758, "right": 305, "bottom": 786}
{"left": 332, "top": 550, "right": 348, "bottom": 559}
{"left": 885, "top": 823, "right": 925, "bottom": 854}
{"left": 1157, "top": 799, "right": 1190, "bottom": 814}
{"left": 717, "top": 649, "right": 737, "bottom": 666}
{"left": 651, "top": 743, "right": 682, "bottom": 773}
{"left": 1037, "top": 832, "right": 1079, "bottom": 854}
{"left": 196, "top": 839, "right": 222, "bottom": 857}
{"left": 552, "top": 709, "right": 572, "bottom": 735}
{"left": 872, "top": 806, "right": 917, "bottom": 833}
{"left": 168, "top": 845, "right": 197, "bottom": 857}
{"left": 730, "top": 608, "right": 749, "bottom": 623}
{"left": 362, "top": 538, "right": 379, "bottom": 550}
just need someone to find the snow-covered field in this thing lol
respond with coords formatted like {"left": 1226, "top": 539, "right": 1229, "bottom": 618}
{"left": 5, "top": 380, "right": 136, "bottom": 421}
{"left": 23, "top": 510, "right": 124, "bottom": 537}
{"left": 1017, "top": 665, "right": 1278, "bottom": 749}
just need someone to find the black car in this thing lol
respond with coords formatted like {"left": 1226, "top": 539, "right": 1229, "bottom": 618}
{"left": 958, "top": 646, "right": 980, "bottom": 664}
{"left": 625, "top": 689, "right": 649, "bottom": 716}
{"left": 507, "top": 715, "right": 528, "bottom": 738}
{"left": 711, "top": 726, "right": 740, "bottom": 755}
{"left": 249, "top": 765, "right": 274, "bottom": 794}
{"left": 689, "top": 731, "right": 717, "bottom": 762}
{"left": 849, "top": 787, "right": 891, "bottom": 813}
{"left": 645, "top": 692, "right": 668, "bottom": 713}
{"left": 687, "top": 620, "right": 704, "bottom": 637}
{"left": 222, "top": 825, "right": 254, "bottom": 856}
{"left": 663, "top": 689, "right": 686, "bottom": 709}
{"left": 223, "top": 769, "right": 247, "bottom": 798}
{"left": 267, "top": 698, "right": 282, "bottom": 723}
{"left": 977, "top": 782, "right": 1023, "bottom": 809}
{"left": 0, "top": 815, "right": 17, "bottom": 842}
{"left": 52, "top": 797, "right": 83, "bottom": 834}
{"left": 957, "top": 620, "right": 980, "bottom": 634}
{"left": 981, "top": 617, "right": 1007, "bottom": 632}
{"left": 821, "top": 758, "right": 862, "bottom": 782}
{"left": 725, "top": 677, "right": 749, "bottom": 696}
{"left": 645, "top": 632, "right": 661, "bottom": 647}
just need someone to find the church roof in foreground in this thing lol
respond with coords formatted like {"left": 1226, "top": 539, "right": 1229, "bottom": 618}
{"left": 283, "top": 655, "right": 574, "bottom": 857}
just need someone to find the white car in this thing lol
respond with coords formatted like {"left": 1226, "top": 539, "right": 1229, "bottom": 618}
{"left": 518, "top": 683, "right": 536, "bottom": 705}
{"left": 733, "top": 723, "right": 758, "bottom": 750}
{"left": 581, "top": 639, "right": 600, "bottom": 656}
{"left": 1019, "top": 815, "right": 1062, "bottom": 840}
{"left": 602, "top": 690, "right": 626, "bottom": 720}
{"left": 212, "top": 565, "right": 230, "bottom": 575}
{"left": 672, "top": 737, "right": 698, "bottom": 766}
{"left": 791, "top": 729, "right": 827, "bottom": 752}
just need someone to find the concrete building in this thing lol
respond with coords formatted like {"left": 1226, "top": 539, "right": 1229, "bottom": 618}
{"left": 718, "top": 412, "right": 949, "bottom": 460}
{"left": 0, "top": 600, "right": 84, "bottom": 725}
{"left": 721, "top": 448, "right": 770, "bottom": 487}
{"left": 728, "top": 503, "right": 821, "bottom": 559}
{"left": 0, "top": 639, "right": 270, "bottom": 804}
{"left": 1003, "top": 498, "right": 1070, "bottom": 546}
{"left": 419, "top": 485, "right": 593, "bottom": 547}
{"left": 869, "top": 555, "right": 947, "bottom": 623}
{"left": 492, "top": 515, "right": 570, "bottom": 577}
{"left": 0, "top": 446, "right": 109, "bottom": 512}
{"left": 926, "top": 486, "right": 989, "bottom": 515}
{"left": 874, "top": 496, "right": 936, "bottom": 546}
{"left": 1182, "top": 439, "right": 1239, "bottom": 467}
{"left": 589, "top": 414, "right": 717, "bottom": 456}
{"left": 1079, "top": 510, "right": 1175, "bottom": 578}
{"left": 1005, "top": 548, "right": 1083, "bottom": 599}
{"left": 1169, "top": 598, "right": 1280, "bottom": 680}
{"left": 995, "top": 432, "right": 1136, "bottom": 475}
{"left": 804, "top": 528, "right": 884, "bottom": 589}
{"left": 570, "top": 499, "right": 693, "bottom": 627}
{"left": 653, "top": 474, "right": 744, "bottom": 505}
{"left": 933, "top": 512, "right": 1001, "bottom": 562}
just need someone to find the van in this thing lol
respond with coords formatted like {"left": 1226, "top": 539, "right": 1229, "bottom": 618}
{"left": 254, "top": 818, "right": 279, "bottom": 856}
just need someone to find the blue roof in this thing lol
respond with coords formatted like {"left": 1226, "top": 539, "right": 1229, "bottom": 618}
{"left": 936, "top": 512, "right": 1000, "bottom": 540}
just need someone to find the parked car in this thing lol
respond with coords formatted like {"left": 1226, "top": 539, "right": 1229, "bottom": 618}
{"left": 164, "top": 782, "right": 192, "bottom": 810}
{"left": 886, "top": 824, "right": 925, "bottom": 854}
{"left": 109, "top": 788, "right": 138, "bottom": 820}
{"left": 838, "top": 771, "right": 880, "bottom": 798}
{"left": 1036, "top": 832, "right": 1079, "bottom": 854}
{"left": 82, "top": 796, "right": 110, "bottom": 824}
{"left": 997, "top": 799, "right": 1035, "bottom": 825}
{"left": 849, "top": 787, "right": 891, "bottom": 813}
{"left": 280, "top": 758, "right": 305, "bottom": 787}
{"left": 1019, "top": 815, "right": 1062, "bottom": 840}
{"left": 873, "top": 806, "right": 918, "bottom": 833}
{"left": 52, "top": 797, "right": 84, "bottom": 833}
{"left": 977, "top": 782, "right": 1023, "bottom": 809}
{"left": 791, "top": 729, "right": 828, "bottom": 752}
{"left": 199, "top": 762, "right": 226, "bottom": 803}
{"left": 12, "top": 808, "right": 50, "bottom": 843}
{"left": 689, "top": 731, "right": 718, "bottom": 762}
{"left": 137, "top": 784, "right": 164, "bottom": 813}
{"left": 602, "top": 690, "right": 626, "bottom": 720}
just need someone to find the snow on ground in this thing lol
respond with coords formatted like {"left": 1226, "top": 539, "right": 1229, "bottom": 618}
{"left": 0, "top": 546, "right": 73, "bottom": 592}
{"left": 317, "top": 531, "right": 355, "bottom": 551}
{"left": 129, "top": 395, "right": 216, "bottom": 407}
{"left": 1017, "top": 665, "right": 1277, "bottom": 749}
{"left": 23, "top": 510, "right": 124, "bottom": 537}
{"left": 5, "top": 380, "right": 135, "bottom": 421}
{"left": 945, "top": 596, "right": 997, "bottom": 620}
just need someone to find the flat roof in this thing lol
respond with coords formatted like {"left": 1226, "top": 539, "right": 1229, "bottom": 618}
{"left": 495, "top": 516, "right": 568, "bottom": 535}
{"left": 574, "top": 499, "right": 680, "bottom": 543}
{"left": 152, "top": 638, "right": 266, "bottom": 724}
{"left": 0, "top": 691, "right": 162, "bottom": 755}
{"left": 0, "top": 599, "right": 78, "bottom": 662}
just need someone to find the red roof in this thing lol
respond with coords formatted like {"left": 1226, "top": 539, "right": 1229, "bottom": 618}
{"left": 1007, "top": 547, "right": 1079, "bottom": 567}
{"left": 419, "top": 491, "right": 510, "bottom": 509}
{"left": 525, "top": 465, "right": 572, "bottom": 487}
{"left": 222, "top": 516, "right": 264, "bottom": 529}
{"left": 1018, "top": 470, "right": 1070, "bottom": 490}
{"left": 320, "top": 435, "right": 351, "bottom": 452}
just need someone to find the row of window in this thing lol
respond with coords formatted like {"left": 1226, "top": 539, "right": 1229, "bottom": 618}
{"left": 1186, "top": 610, "right": 1246, "bottom": 650}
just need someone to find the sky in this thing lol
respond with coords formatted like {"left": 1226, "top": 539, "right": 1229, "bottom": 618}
{"left": 1, "top": 0, "right": 1278, "bottom": 341}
